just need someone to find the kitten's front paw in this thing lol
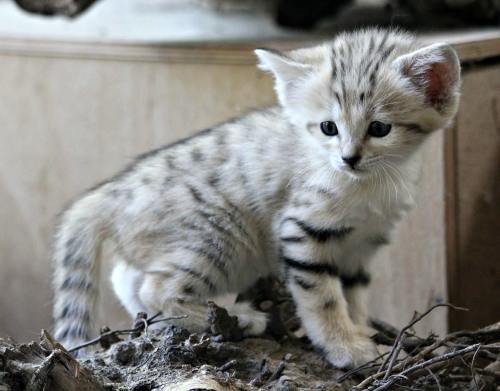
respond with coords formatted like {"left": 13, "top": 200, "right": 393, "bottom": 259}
{"left": 227, "top": 302, "right": 268, "bottom": 336}
{"left": 236, "top": 311, "right": 268, "bottom": 336}
{"left": 326, "top": 334, "right": 378, "bottom": 369}
{"left": 355, "top": 324, "right": 377, "bottom": 338}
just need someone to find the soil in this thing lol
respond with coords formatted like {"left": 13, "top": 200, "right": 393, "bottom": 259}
{"left": 1, "top": 278, "right": 499, "bottom": 391}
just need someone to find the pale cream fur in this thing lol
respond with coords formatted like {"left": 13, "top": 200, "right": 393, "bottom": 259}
{"left": 52, "top": 29, "right": 460, "bottom": 367}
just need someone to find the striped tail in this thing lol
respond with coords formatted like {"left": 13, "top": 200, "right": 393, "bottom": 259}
{"left": 52, "top": 191, "right": 108, "bottom": 354}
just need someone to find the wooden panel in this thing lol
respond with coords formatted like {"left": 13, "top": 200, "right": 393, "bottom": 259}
{"left": 0, "top": 54, "right": 276, "bottom": 339}
{"left": 370, "top": 132, "right": 448, "bottom": 336}
{"left": 0, "top": 43, "right": 450, "bottom": 341}
{"left": 0, "top": 30, "right": 498, "bottom": 65}
{"left": 448, "top": 65, "right": 500, "bottom": 330}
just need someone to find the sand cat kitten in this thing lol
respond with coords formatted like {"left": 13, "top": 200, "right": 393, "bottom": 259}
{"left": 53, "top": 29, "right": 460, "bottom": 368}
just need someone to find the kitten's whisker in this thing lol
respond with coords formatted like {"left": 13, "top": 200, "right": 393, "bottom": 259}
{"left": 383, "top": 160, "right": 415, "bottom": 204}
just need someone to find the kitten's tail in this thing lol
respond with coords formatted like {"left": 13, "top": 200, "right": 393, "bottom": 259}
{"left": 52, "top": 190, "right": 110, "bottom": 354}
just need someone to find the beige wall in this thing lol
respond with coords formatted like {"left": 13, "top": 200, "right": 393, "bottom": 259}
{"left": 0, "top": 39, "right": 450, "bottom": 341}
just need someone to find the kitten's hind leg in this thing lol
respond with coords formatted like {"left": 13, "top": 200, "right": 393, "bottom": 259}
{"left": 137, "top": 256, "right": 221, "bottom": 333}
{"left": 136, "top": 247, "right": 258, "bottom": 334}
{"left": 111, "top": 260, "right": 207, "bottom": 331}
{"left": 111, "top": 260, "right": 149, "bottom": 317}
{"left": 137, "top": 272, "right": 211, "bottom": 332}
{"left": 138, "top": 273, "right": 268, "bottom": 335}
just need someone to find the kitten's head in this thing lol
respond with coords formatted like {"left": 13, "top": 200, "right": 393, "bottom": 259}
{"left": 256, "top": 29, "right": 460, "bottom": 178}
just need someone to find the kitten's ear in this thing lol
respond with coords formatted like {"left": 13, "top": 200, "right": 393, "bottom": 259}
{"left": 255, "top": 48, "right": 312, "bottom": 80}
{"left": 393, "top": 43, "right": 460, "bottom": 113}
{"left": 255, "top": 48, "right": 313, "bottom": 105}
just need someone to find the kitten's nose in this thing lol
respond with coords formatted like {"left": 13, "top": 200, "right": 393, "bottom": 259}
{"left": 342, "top": 155, "right": 361, "bottom": 168}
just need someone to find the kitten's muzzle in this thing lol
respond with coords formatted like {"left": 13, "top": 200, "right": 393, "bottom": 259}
{"left": 342, "top": 155, "right": 361, "bottom": 169}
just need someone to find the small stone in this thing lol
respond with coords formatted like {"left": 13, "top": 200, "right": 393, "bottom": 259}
{"left": 131, "top": 312, "right": 148, "bottom": 339}
{"left": 484, "top": 361, "right": 500, "bottom": 373}
{"left": 99, "top": 326, "right": 121, "bottom": 349}
{"left": 275, "top": 376, "right": 298, "bottom": 391}
{"left": 211, "top": 334, "right": 225, "bottom": 343}
{"left": 207, "top": 301, "right": 243, "bottom": 341}
{"left": 259, "top": 300, "right": 273, "bottom": 311}
{"left": 93, "top": 357, "right": 106, "bottom": 366}
{"left": 132, "top": 383, "right": 154, "bottom": 391}
{"left": 284, "top": 353, "right": 293, "bottom": 361}
{"left": 199, "top": 364, "right": 212, "bottom": 374}
{"left": 161, "top": 325, "right": 190, "bottom": 346}
{"left": 112, "top": 342, "right": 136, "bottom": 365}
{"left": 136, "top": 337, "right": 154, "bottom": 352}
{"left": 103, "top": 366, "right": 123, "bottom": 381}
{"left": 187, "top": 334, "right": 198, "bottom": 344}
{"left": 249, "top": 378, "right": 263, "bottom": 388}
{"left": 185, "top": 333, "right": 210, "bottom": 354}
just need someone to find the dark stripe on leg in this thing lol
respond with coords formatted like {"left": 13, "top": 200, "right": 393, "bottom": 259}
{"left": 282, "top": 217, "right": 354, "bottom": 242}
{"left": 368, "top": 235, "right": 389, "bottom": 247}
{"left": 282, "top": 256, "right": 338, "bottom": 277}
{"left": 293, "top": 276, "right": 316, "bottom": 290}
{"left": 340, "top": 270, "right": 371, "bottom": 288}
{"left": 280, "top": 236, "right": 306, "bottom": 243}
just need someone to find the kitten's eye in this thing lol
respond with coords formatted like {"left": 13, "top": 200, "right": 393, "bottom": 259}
{"left": 320, "top": 121, "right": 338, "bottom": 136}
{"left": 367, "top": 121, "right": 392, "bottom": 137}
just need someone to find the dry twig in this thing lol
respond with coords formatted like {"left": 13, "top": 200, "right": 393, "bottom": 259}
{"left": 425, "top": 367, "right": 442, "bottom": 391}
{"left": 370, "top": 343, "right": 481, "bottom": 391}
{"left": 353, "top": 303, "right": 484, "bottom": 390}
{"left": 337, "top": 352, "right": 389, "bottom": 382}
{"left": 378, "top": 303, "right": 468, "bottom": 380}
{"left": 68, "top": 313, "right": 188, "bottom": 353}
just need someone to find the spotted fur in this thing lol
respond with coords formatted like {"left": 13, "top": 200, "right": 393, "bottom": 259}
{"left": 52, "top": 29, "right": 460, "bottom": 367}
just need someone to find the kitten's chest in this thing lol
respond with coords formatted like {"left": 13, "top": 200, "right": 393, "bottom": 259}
{"left": 326, "top": 187, "right": 414, "bottom": 266}
{"left": 332, "top": 201, "right": 395, "bottom": 247}
{"left": 298, "top": 185, "right": 412, "bottom": 265}
{"left": 321, "top": 181, "right": 412, "bottom": 226}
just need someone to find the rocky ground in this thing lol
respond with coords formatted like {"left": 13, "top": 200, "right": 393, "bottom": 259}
{"left": 1, "top": 279, "right": 499, "bottom": 390}
{"left": 83, "top": 325, "right": 346, "bottom": 390}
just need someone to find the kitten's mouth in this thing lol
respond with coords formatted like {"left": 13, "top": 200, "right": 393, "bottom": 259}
{"left": 330, "top": 156, "right": 371, "bottom": 178}
{"left": 344, "top": 161, "right": 380, "bottom": 179}
{"left": 343, "top": 166, "right": 370, "bottom": 179}
{"left": 344, "top": 156, "right": 386, "bottom": 178}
